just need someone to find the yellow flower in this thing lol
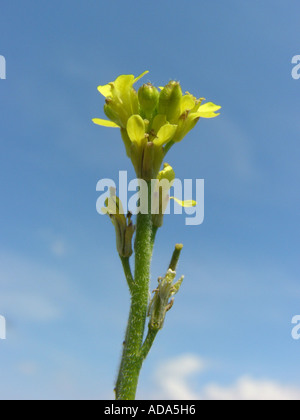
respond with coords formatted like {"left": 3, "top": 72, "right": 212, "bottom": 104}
{"left": 93, "top": 71, "right": 221, "bottom": 179}
{"left": 171, "top": 95, "right": 221, "bottom": 143}
{"left": 93, "top": 71, "right": 149, "bottom": 129}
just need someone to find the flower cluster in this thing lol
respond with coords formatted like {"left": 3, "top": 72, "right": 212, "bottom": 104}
{"left": 93, "top": 71, "right": 221, "bottom": 180}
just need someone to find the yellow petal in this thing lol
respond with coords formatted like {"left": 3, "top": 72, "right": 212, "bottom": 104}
{"left": 181, "top": 95, "right": 196, "bottom": 113}
{"left": 97, "top": 84, "right": 112, "bottom": 97}
{"left": 154, "top": 124, "right": 178, "bottom": 147}
{"left": 193, "top": 112, "right": 220, "bottom": 119}
{"left": 151, "top": 114, "right": 167, "bottom": 133}
{"left": 197, "top": 102, "right": 221, "bottom": 113}
{"left": 114, "top": 74, "right": 135, "bottom": 93}
{"left": 157, "top": 163, "right": 175, "bottom": 183}
{"left": 92, "top": 118, "right": 120, "bottom": 128}
{"left": 191, "top": 102, "right": 221, "bottom": 119}
{"left": 127, "top": 114, "right": 146, "bottom": 143}
{"left": 170, "top": 197, "right": 197, "bottom": 207}
{"left": 133, "top": 70, "right": 149, "bottom": 84}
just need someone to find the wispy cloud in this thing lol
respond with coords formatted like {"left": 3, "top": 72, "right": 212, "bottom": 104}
{"left": 1, "top": 291, "right": 61, "bottom": 322}
{"left": 152, "top": 354, "right": 300, "bottom": 400}
{"left": 153, "top": 354, "right": 206, "bottom": 400}
{"left": 203, "top": 376, "right": 300, "bottom": 400}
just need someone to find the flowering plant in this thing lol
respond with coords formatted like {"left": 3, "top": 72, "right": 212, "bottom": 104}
{"left": 93, "top": 71, "right": 220, "bottom": 400}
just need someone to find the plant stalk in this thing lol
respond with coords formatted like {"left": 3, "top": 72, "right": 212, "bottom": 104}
{"left": 115, "top": 182, "right": 154, "bottom": 400}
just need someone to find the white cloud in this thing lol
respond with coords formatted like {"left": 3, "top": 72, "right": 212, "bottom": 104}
{"left": 1, "top": 291, "right": 61, "bottom": 322}
{"left": 203, "top": 376, "right": 300, "bottom": 401}
{"left": 153, "top": 354, "right": 300, "bottom": 401}
{"left": 153, "top": 354, "right": 206, "bottom": 400}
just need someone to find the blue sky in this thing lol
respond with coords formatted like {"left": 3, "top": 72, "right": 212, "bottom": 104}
{"left": 0, "top": 0, "right": 300, "bottom": 400}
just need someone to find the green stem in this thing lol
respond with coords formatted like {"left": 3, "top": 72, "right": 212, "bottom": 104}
{"left": 115, "top": 182, "right": 154, "bottom": 400}
{"left": 169, "top": 243, "right": 183, "bottom": 271}
{"left": 140, "top": 326, "right": 159, "bottom": 360}
{"left": 120, "top": 256, "right": 135, "bottom": 295}
{"left": 151, "top": 225, "right": 158, "bottom": 252}
{"left": 163, "top": 140, "right": 175, "bottom": 156}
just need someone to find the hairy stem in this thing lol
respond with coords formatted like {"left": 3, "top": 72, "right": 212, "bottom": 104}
{"left": 115, "top": 182, "right": 154, "bottom": 400}
{"left": 140, "top": 326, "right": 159, "bottom": 361}
{"left": 120, "top": 256, "right": 135, "bottom": 295}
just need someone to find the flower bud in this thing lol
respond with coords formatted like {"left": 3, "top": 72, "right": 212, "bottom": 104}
{"left": 138, "top": 83, "right": 159, "bottom": 119}
{"left": 152, "top": 163, "right": 175, "bottom": 228}
{"left": 104, "top": 102, "right": 123, "bottom": 128}
{"left": 158, "top": 81, "right": 182, "bottom": 123}
{"left": 157, "top": 162, "right": 175, "bottom": 183}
